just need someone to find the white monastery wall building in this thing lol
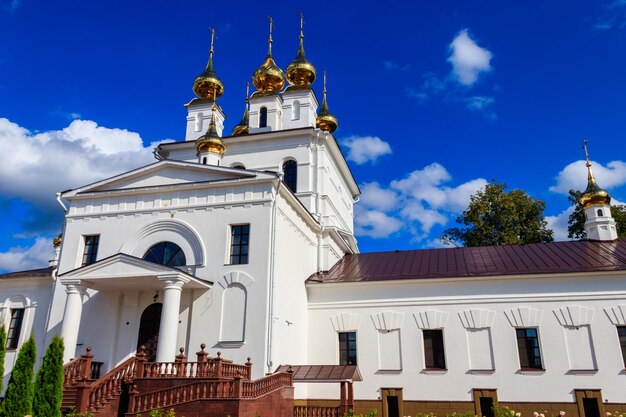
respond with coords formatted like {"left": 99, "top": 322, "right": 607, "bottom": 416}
{"left": 1, "top": 18, "right": 625, "bottom": 417}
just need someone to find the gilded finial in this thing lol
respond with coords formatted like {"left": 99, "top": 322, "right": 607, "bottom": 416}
{"left": 193, "top": 27, "right": 224, "bottom": 99}
{"left": 580, "top": 139, "right": 611, "bottom": 208}
{"left": 316, "top": 71, "right": 338, "bottom": 133}
{"left": 232, "top": 83, "right": 250, "bottom": 136}
{"left": 286, "top": 13, "right": 316, "bottom": 87}
{"left": 252, "top": 16, "right": 286, "bottom": 94}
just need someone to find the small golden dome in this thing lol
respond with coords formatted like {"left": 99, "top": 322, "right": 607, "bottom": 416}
{"left": 193, "top": 29, "right": 224, "bottom": 99}
{"left": 196, "top": 103, "right": 226, "bottom": 157}
{"left": 53, "top": 234, "right": 62, "bottom": 248}
{"left": 316, "top": 71, "right": 338, "bottom": 133}
{"left": 252, "top": 18, "right": 285, "bottom": 94}
{"left": 580, "top": 163, "right": 611, "bottom": 208}
{"left": 286, "top": 14, "right": 316, "bottom": 87}
{"left": 232, "top": 84, "right": 250, "bottom": 137}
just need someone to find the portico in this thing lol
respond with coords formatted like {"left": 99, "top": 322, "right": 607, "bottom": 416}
{"left": 58, "top": 253, "right": 212, "bottom": 363}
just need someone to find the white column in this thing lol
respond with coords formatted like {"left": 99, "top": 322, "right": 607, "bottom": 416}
{"left": 155, "top": 275, "right": 186, "bottom": 362}
{"left": 60, "top": 281, "right": 86, "bottom": 363}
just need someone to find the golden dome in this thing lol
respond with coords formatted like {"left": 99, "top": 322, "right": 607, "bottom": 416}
{"left": 232, "top": 84, "right": 250, "bottom": 136}
{"left": 580, "top": 140, "right": 611, "bottom": 208}
{"left": 196, "top": 102, "right": 226, "bottom": 157}
{"left": 252, "top": 18, "right": 286, "bottom": 94}
{"left": 53, "top": 234, "right": 62, "bottom": 248}
{"left": 193, "top": 29, "right": 224, "bottom": 99}
{"left": 316, "top": 71, "right": 338, "bottom": 133}
{"left": 286, "top": 14, "right": 316, "bottom": 87}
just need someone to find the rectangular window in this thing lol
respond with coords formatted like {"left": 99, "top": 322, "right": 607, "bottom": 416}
{"left": 618, "top": 326, "right": 626, "bottom": 367}
{"left": 516, "top": 328, "right": 543, "bottom": 369}
{"left": 81, "top": 235, "right": 100, "bottom": 266}
{"left": 229, "top": 225, "right": 250, "bottom": 265}
{"left": 423, "top": 329, "right": 446, "bottom": 369}
{"left": 6, "top": 308, "right": 25, "bottom": 349}
{"left": 339, "top": 331, "right": 357, "bottom": 365}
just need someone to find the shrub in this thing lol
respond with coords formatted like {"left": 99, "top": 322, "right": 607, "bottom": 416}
{"left": 0, "top": 326, "right": 6, "bottom": 394}
{"left": 33, "top": 335, "right": 65, "bottom": 417}
{"left": 2, "top": 335, "right": 36, "bottom": 417}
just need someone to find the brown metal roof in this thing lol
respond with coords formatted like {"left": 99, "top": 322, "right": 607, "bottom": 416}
{"left": 308, "top": 238, "right": 626, "bottom": 284}
{"left": 0, "top": 267, "right": 53, "bottom": 280}
{"left": 275, "top": 365, "right": 362, "bottom": 382}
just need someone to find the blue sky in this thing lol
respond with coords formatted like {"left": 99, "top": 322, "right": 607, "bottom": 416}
{"left": 1, "top": 0, "right": 626, "bottom": 272}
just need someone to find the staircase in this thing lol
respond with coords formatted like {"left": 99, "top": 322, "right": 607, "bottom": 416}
{"left": 63, "top": 345, "right": 294, "bottom": 417}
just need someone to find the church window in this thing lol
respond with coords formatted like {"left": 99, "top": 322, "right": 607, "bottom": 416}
{"left": 142, "top": 242, "right": 186, "bottom": 267}
{"left": 597, "top": 209, "right": 603, "bottom": 216}
{"left": 232, "top": 164, "right": 245, "bottom": 169}
{"left": 229, "top": 225, "right": 250, "bottom": 265}
{"left": 202, "top": 157, "right": 207, "bottom": 165}
{"left": 6, "top": 308, "right": 25, "bottom": 349}
{"left": 259, "top": 107, "right": 268, "bottom": 128}
{"left": 81, "top": 235, "right": 100, "bottom": 266}
{"left": 339, "top": 331, "right": 357, "bottom": 365}
{"left": 282, "top": 160, "right": 298, "bottom": 193}
{"left": 292, "top": 100, "right": 301, "bottom": 120}
{"left": 516, "top": 328, "right": 543, "bottom": 369}
{"left": 423, "top": 329, "right": 446, "bottom": 369}
{"left": 618, "top": 326, "right": 626, "bottom": 366}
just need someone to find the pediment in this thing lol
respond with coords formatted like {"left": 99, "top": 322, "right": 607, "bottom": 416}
{"left": 63, "top": 160, "right": 264, "bottom": 197}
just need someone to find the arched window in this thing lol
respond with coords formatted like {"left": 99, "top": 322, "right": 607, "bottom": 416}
{"left": 195, "top": 113, "right": 203, "bottom": 132}
{"left": 202, "top": 157, "right": 207, "bottom": 165}
{"left": 259, "top": 107, "right": 268, "bottom": 128}
{"left": 597, "top": 209, "right": 604, "bottom": 217}
{"left": 282, "top": 160, "right": 298, "bottom": 193}
{"left": 143, "top": 242, "right": 186, "bottom": 266}
{"left": 292, "top": 100, "right": 301, "bottom": 120}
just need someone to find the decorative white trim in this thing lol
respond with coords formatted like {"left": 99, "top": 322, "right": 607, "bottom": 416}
{"left": 604, "top": 305, "right": 626, "bottom": 325}
{"left": 504, "top": 307, "right": 543, "bottom": 327}
{"left": 413, "top": 310, "right": 449, "bottom": 329}
{"left": 218, "top": 271, "right": 255, "bottom": 290}
{"left": 370, "top": 311, "right": 404, "bottom": 331}
{"left": 458, "top": 309, "right": 496, "bottom": 329}
{"left": 553, "top": 305, "right": 595, "bottom": 327}
{"left": 330, "top": 312, "right": 362, "bottom": 332}
{"left": 120, "top": 219, "right": 205, "bottom": 265}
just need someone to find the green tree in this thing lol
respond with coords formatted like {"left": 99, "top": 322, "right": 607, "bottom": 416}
{"left": 32, "top": 336, "right": 64, "bottom": 417}
{"left": 567, "top": 189, "right": 626, "bottom": 239}
{"left": 2, "top": 335, "right": 36, "bottom": 417}
{"left": 0, "top": 326, "right": 6, "bottom": 394}
{"left": 441, "top": 181, "right": 554, "bottom": 247}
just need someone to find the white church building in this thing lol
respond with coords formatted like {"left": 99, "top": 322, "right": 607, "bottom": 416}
{"left": 1, "top": 19, "right": 625, "bottom": 417}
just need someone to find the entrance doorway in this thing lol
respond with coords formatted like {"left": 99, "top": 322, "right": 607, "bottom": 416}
{"left": 381, "top": 388, "right": 403, "bottom": 417}
{"left": 575, "top": 390, "right": 605, "bottom": 417}
{"left": 137, "top": 303, "right": 162, "bottom": 362}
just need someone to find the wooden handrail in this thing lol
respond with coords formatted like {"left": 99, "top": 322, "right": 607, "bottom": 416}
{"left": 86, "top": 356, "right": 137, "bottom": 411}
{"left": 63, "top": 357, "right": 84, "bottom": 387}
{"left": 241, "top": 372, "right": 292, "bottom": 398}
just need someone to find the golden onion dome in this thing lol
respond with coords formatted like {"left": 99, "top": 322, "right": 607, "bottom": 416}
{"left": 232, "top": 84, "right": 250, "bottom": 137}
{"left": 316, "top": 71, "right": 338, "bottom": 133}
{"left": 252, "top": 18, "right": 286, "bottom": 94}
{"left": 196, "top": 104, "right": 226, "bottom": 157}
{"left": 53, "top": 234, "right": 62, "bottom": 248}
{"left": 286, "top": 14, "right": 316, "bottom": 87}
{"left": 580, "top": 140, "right": 611, "bottom": 208}
{"left": 193, "top": 29, "right": 224, "bottom": 99}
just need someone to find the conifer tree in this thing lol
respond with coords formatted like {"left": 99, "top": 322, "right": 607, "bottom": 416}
{"left": 0, "top": 326, "right": 6, "bottom": 394}
{"left": 2, "top": 335, "right": 36, "bottom": 417}
{"left": 33, "top": 336, "right": 64, "bottom": 417}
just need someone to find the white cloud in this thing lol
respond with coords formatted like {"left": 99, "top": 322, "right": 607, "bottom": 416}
{"left": 355, "top": 162, "right": 487, "bottom": 241}
{"left": 0, "top": 117, "right": 169, "bottom": 232}
{"left": 341, "top": 136, "right": 392, "bottom": 165}
{"left": 448, "top": 29, "right": 493, "bottom": 86}
{"left": 545, "top": 206, "right": 575, "bottom": 242}
{"left": 384, "top": 60, "right": 410, "bottom": 71}
{"left": 550, "top": 159, "right": 626, "bottom": 194}
{"left": 0, "top": 237, "right": 53, "bottom": 272}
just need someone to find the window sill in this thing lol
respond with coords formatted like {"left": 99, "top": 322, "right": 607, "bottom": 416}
{"left": 516, "top": 368, "right": 546, "bottom": 375}
{"left": 421, "top": 368, "right": 448, "bottom": 374}
{"left": 566, "top": 369, "right": 598, "bottom": 375}
{"left": 218, "top": 341, "right": 245, "bottom": 348}
{"left": 224, "top": 263, "right": 249, "bottom": 267}
{"left": 467, "top": 369, "right": 495, "bottom": 375}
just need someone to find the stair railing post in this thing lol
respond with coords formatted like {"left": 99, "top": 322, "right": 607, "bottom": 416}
{"left": 233, "top": 374, "right": 242, "bottom": 398}
{"left": 135, "top": 345, "right": 147, "bottom": 378}
{"left": 175, "top": 347, "right": 186, "bottom": 376}
{"left": 80, "top": 346, "right": 94, "bottom": 381}
{"left": 287, "top": 365, "right": 294, "bottom": 386}
{"left": 215, "top": 351, "right": 223, "bottom": 378}
{"left": 127, "top": 382, "right": 140, "bottom": 414}
{"left": 196, "top": 343, "right": 208, "bottom": 377}
{"left": 245, "top": 357, "right": 252, "bottom": 380}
